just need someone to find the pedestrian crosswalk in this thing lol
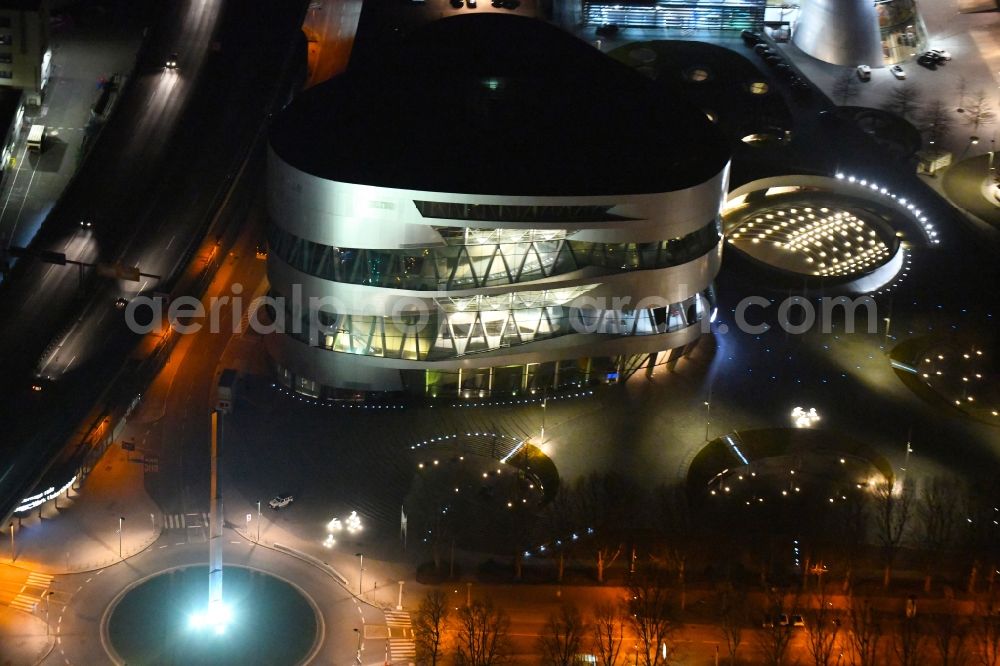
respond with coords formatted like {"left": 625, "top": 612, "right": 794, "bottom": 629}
{"left": 384, "top": 610, "right": 415, "bottom": 664}
{"left": 8, "top": 571, "right": 53, "bottom": 613}
{"left": 163, "top": 512, "right": 210, "bottom": 530}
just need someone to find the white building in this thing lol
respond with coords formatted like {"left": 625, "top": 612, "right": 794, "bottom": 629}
{"left": 264, "top": 13, "right": 730, "bottom": 400}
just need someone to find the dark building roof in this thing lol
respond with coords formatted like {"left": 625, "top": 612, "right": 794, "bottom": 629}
{"left": 0, "top": 0, "right": 43, "bottom": 11}
{"left": 270, "top": 14, "right": 729, "bottom": 197}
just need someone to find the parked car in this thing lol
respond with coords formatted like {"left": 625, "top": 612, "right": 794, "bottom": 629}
{"left": 917, "top": 53, "right": 938, "bottom": 69}
{"left": 753, "top": 44, "right": 772, "bottom": 56}
{"left": 890, "top": 64, "right": 906, "bottom": 79}
{"left": 114, "top": 297, "right": 129, "bottom": 310}
{"left": 595, "top": 23, "right": 619, "bottom": 37}
{"left": 929, "top": 48, "right": 952, "bottom": 61}
{"left": 466, "top": 0, "right": 477, "bottom": 8}
{"left": 790, "top": 614, "right": 806, "bottom": 628}
{"left": 856, "top": 64, "right": 871, "bottom": 81}
{"left": 764, "top": 55, "right": 783, "bottom": 66}
{"left": 269, "top": 493, "right": 294, "bottom": 509}
{"left": 741, "top": 29, "right": 762, "bottom": 46}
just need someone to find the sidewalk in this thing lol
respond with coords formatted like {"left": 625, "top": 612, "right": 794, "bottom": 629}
{"left": 0, "top": 605, "right": 51, "bottom": 666}
{"left": 6, "top": 435, "right": 161, "bottom": 575}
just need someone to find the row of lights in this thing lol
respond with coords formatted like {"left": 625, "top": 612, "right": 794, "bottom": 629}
{"left": 730, "top": 206, "right": 891, "bottom": 277}
{"left": 448, "top": 389, "right": 594, "bottom": 408}
{"left": 523, "top": 527, "right": 595, "bottom": 558}
{"left": 272, "top": 384, "right": 405, "bottom": 409}
{"left": 834, "top": 172, "right": 939, "bottom": 244}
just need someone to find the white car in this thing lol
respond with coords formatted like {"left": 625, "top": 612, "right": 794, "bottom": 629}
{"left": 929, "top": 48, "right": 952, "bottom": 61}
{"left": 268, "top": 494, "right": 294, "bottom": 509}
{"left": 856, "top": 64, "right": 871, "bottom": 81}
{"left": 890, "top": 65, "right": 906, "bottom": 79}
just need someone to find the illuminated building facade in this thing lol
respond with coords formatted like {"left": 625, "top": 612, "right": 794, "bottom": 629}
{"left": 582, "top": 0, "right": 764, "bottom": 32}
{"left": 264, "top": 14, "right": 730, "bottom": 399}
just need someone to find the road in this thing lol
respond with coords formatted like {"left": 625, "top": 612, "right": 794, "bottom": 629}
{"left": 0, "top": 0, "right": 309, "bottom": 525}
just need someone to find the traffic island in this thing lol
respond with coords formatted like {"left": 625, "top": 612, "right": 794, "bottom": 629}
{"left": 103, "top": 565, "right": 318, "bottom": 666}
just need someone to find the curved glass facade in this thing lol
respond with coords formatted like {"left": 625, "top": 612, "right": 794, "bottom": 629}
{"left": 266, "top": 219, "right": 721, "bottom": 291}
{"left": 272, "top": 287, "right": 715, "bottom": 362}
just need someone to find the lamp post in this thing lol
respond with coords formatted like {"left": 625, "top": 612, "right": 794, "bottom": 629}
{"left": 118, "top": 516, "right": 124, "bottom": 559}
{"left": 8, "top": 522, "right": 13, "bottom": 563}
{"left": 355, "top": 552, "right": 363, "bottom": 595}
{"left": 256, "top": 500, "right": 261, "bottom": 542}
{"left": 353, "top": 627, "right": 361, "bottom": 663}
{"left": 883, "top": 316, "right": 892, "bottom": 352}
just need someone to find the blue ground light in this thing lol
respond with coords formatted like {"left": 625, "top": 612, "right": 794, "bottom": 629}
{"left": 107, "top": 566, "right": 316, "bottom": 665}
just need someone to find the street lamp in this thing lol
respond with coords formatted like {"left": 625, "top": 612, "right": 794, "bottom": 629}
{"left": 883, "top": 316, "right": 891, "bottom": 351}
{"left": 353, "top": 627, "right": 362, "bottom": 663}
{"left": 118, "top": 516, "right": 124, "bottom": 559}
{"left": 8, "top": 522, "right": 13, "bottom": 563}
{"left": 355, "top": 552, "right": 363, "bottom": 595}
{"left": 256, "top": 500, "right": 261, "bottom": 542}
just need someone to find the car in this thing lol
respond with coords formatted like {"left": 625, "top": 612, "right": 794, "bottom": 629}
{"left": 890, "top": 64, "right": 906, "bottom": 79}
{"left": 466, "top": 0, "right": 476, "bottom": 7}
{"left": 764, "top": 55, "right": 783, "bottom": 66}
{"left": 790, "top": 614, "right": 806, "bottom": 628}
{"left": 595, "top": 23, "right": 619, "bottom": 37}
{"left": 929, "top": 48, "right": 952, "bottom": 61}
{"left": 917, "top": 53, "right": 938, "bottom": 69}
{"left": 269, "top": 494, "right": 294, "bottom": 509}
{"left": 114, "top": 297, "right": 129, "bottom": 310}
{"left": 165, "top": 52, "right": 179, "bottom": 69}
{"left": 856, "top": 64, "right": 871, "bottom": 81}
{"left": 255, "top": 242, "right": 268, "bottom": 260}
{"left": 79, "top": 218, "right": 94, "bottom": 229}
{"left": 753, "top": 44, "right": 772, "bottom": 56}
{"left": 741, "top": 29, "right": 763, "bottom": 46}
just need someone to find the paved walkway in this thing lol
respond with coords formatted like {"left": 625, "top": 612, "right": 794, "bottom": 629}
{"left": 0, "top": 603, "right": 50, "bottom": 666}
{"left": 939, "top": 153, "right": 1000, "bottom": 234}
{"left": 6, "top": 440, "right": 161, "bottom": 575}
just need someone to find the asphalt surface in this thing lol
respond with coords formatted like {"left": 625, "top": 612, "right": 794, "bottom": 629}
{"left": 0, "top": 0, "right": 308, "bottom": 525}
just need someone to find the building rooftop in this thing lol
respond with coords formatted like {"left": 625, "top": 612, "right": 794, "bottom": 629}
{"left": 269, "top": 13, "right": 729, "bottom": 197}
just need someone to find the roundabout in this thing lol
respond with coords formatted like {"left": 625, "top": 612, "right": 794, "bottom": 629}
{"left": 103, "top": 565, "right": 320, "bottom": 666}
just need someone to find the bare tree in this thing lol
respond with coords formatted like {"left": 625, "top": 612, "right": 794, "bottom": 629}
{"left": 971, "top": 594, "right": 1000, "bottom": 666}
{"left": 832, "top": 69, "right": 860, "bottom": 106}
{"left": 539, "top": 603, "right": 588, "bottom": 666}
{"left": 756, "top": 586, "right": 797, "bottom": 666}
{"left": 891, "top": 617, "right": 924, "bottom": 666}
{"left": 883, "top": 84, "right": 923, "bottom": 121}
{"left": 961, "top": 474, "right": 1000, "bottom": 595}
{"left": 414, "top": 589, "right": 450, "bottom": 665}
{"left": 805, "top": 584, "right": 841, "bottom": 666}
{"left": 873, "top": 480, "right": 913, "bottom": 589}
{"left": 591, "top": 602, "right": 625, "bottom": 666}
{"left": 654, "top": 484, "right": 697, "bottom": 611}
{"left": 934, "top": 608, "right": 971, "bottom": 666}
{"left": 956, "top": 76, "right": 970, "bottom": 110}
{"left": 846, "top": 597, "right": 883, "bottom": 666}
{"left": 715, "top": 582, "right": 749, "bottom": 666}
{"left": 920, "top": 99, "right": 954, "bottom": 147}
{"left": 541, "top": 483, "right": 577, "bottom": 582}
{"left": 575, "top": 473, "right": 644, "bottom": 583}
{"left": 830, "top": 489, "right": 869, "bottom": 594}
{"left": 455, "top": 598, "right": 512, "bottom": 666}
{"left": 963, "top": 91, "right": 997, "bottom": 134}
{"left": 917, "top": 476, "right": 961, "bottom": 592}
{"left": 627, "top": 563, "right": 680, "bottom": 666}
